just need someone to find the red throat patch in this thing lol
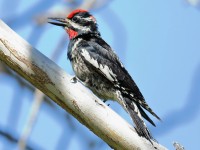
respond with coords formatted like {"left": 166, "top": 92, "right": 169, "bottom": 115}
{"left": 67, "top": 9, "right": 87, "bottom": 19}
{"left": 67, "top": 29, "right": 78, "bottom": 39}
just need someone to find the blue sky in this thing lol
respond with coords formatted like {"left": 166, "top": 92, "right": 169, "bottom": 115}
{"left": 0, "top": 0, "right": 200, "bottom": 149}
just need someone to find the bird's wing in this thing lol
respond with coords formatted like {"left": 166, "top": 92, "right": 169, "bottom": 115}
{"left": 79, "top": 40, "right": 143, "bottom": 101}
{"left": 78, "top": 38, "right": 160, "bottom": 121}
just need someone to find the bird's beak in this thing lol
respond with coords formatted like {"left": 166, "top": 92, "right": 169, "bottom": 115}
{"left": 48, "top": 17, "right": 70, "bottom": 27}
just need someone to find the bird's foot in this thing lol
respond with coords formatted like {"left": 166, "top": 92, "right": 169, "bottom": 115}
{"left": 103, "top": 100, "right": 110, "bottom": 106}
{"left": 70, "top": 76, "right": 78, "bottom": 83}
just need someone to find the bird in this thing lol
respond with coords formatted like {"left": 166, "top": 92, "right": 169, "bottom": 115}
{"left": 48, "top": 9, "right": 160, "bottom": 143}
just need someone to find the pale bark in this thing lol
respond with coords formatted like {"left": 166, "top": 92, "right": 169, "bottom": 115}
{"left": 0, "top": 20, "right": 167, "bottom": 150}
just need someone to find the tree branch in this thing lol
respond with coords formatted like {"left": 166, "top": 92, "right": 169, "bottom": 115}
{"left": 0, "top": 20, "right": 167, "bottom": 150}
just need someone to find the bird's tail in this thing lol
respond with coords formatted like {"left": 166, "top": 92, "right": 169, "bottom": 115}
{"left": 123, "top": 97, "right": 154, "bottom": 143}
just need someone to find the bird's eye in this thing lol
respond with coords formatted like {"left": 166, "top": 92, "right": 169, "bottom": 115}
{"left": 72, "top": 17, "right": 78, "bottom": 22}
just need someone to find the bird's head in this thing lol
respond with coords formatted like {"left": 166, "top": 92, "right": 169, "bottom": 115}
{"left": 48, "top": 9, "right": 99, "bottom": 39}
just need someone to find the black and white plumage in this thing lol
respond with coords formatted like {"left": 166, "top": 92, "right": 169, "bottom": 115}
{"left": 48, "top": 9, "right": 160, "bottom": 143}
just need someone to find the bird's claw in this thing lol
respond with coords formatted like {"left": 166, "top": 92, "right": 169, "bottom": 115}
{"left": 70, "top": 76, "right": 78, "bottom": 83}
{"left": 103, "top": 100, "right": 110, "bottom": 106}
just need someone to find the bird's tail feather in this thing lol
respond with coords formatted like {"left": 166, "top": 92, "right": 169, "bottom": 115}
{"left": 137, "top": 104, "right": 156, "bottom": 126}
{"left": 124, "top": 97, "right": 154, "bottom": 143}
{"left": 137, "top": 99, "right": 161, "bottom": 121}
{"left": 119, "top": 88, "right": 160, "bottom": 121}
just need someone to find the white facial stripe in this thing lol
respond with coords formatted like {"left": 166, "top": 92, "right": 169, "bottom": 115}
{"left": 81, "top": 49, "right": 117, "bottom": 82}
{"left": 76, "top": 16, "right": 94, "bottom": 22}
{"left": 68, "top": 19, "right": 91, "bottom": 32}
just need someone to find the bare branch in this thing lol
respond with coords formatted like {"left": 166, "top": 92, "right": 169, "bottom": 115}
{"left": 0, "top": 20, "right": 167, "bottom": 150}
